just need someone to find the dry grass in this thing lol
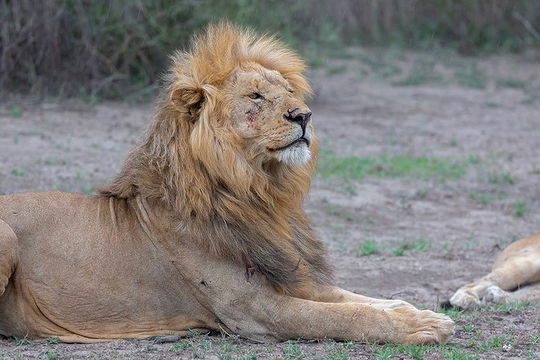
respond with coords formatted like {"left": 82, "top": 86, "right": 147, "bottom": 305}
{"left": 1, "top": 0, "right": 539, "bottom": 98}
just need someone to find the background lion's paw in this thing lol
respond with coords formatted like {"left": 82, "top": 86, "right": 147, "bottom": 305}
{"left": 484, "top": 285, "right": 510, "bottom": 304}
{"left": 449, "top": 287, "right": 481, "bottom": 309}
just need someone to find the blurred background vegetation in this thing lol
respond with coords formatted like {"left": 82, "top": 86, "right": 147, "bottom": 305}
{"left": 1, "top": 0, "right": 539, "bottom": 99}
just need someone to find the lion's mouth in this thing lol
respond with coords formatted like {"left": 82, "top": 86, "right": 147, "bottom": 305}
{"left": 268, "top": 137, "right": 310, "bottom": 152}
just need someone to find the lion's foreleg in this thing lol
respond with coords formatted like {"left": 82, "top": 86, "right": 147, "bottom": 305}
{"left": 177, "top": 259, "right": 453, "bottom": 344}
{"left": 172, "top": 245, "right": 454, "bottom": 345}
{"left": 0, "top": 219, "right": 18, "bottom": 295}
{"left": 313, "top": 286, "right": 417, "bottom": 310}
{"left": 207, "top": 282, "right": 454, "bottom": 344}
{"left": 269, "top": 296, "right": 454, "bottom": 344}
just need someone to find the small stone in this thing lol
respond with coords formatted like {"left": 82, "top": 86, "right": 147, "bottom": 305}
{"left": 502, "top": 344, "right": 512, "bottom": 352}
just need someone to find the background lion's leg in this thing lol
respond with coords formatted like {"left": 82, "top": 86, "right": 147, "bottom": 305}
{"left": 488, "top": 253, "right": 540, "bottom": 290}
{"left": 504, "top": 282, "right": 540, "bottom": 303}
{"left": 450, "top": 253, "right": 540, "bottom": 309}
{"left": 479, "top": 282, "right": 540, "bottom": 305}
{"left": 0, "top": 219, "right": 18, "bottom": 295}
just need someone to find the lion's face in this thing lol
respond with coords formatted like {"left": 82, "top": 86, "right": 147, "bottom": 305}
{"left": 226, "top": 63, "right": 313, "bottom": 166}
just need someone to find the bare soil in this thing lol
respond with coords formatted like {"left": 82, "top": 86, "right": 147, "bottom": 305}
{"left": 0, "top": 50, "right": 539, "bottom": 359}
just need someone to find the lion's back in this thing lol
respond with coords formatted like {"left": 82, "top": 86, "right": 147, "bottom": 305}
{"left": 0, "top": 191, "right": 98, "bottom": 237}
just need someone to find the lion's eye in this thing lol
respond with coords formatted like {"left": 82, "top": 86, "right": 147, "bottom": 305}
{"left": 248, "top": 92, "right": 264, "bottom": 100}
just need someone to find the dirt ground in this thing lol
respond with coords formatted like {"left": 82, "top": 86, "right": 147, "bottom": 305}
{"left": 0, "top": 49, "right": 539, "bottom": 359}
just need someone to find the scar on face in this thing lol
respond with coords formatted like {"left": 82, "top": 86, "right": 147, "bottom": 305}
{"left": 245, "top": 109, "right": 255, "bottom": 127}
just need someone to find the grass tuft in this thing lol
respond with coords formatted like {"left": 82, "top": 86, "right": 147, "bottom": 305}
{"left": 46, "top": 337, "right": 60, "bottom": 344}
{"left": 454, "top": 64, "right": 486, "bottom": 89}
{"left": 512, "top": 201, "right": 527, "bottom": 217}
{"left": 358, "top": 239, "right": 379, "bottom": 256}
{"left": 391, "top": 239, "right": 431, "bottom": 256}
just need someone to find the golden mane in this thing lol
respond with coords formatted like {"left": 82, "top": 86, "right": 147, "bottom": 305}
{"left": 99, "top": 22, "right": 331, "bottom": 292}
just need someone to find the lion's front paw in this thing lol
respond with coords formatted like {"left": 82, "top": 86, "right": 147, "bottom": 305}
{"left": 393, "top": 308, "right": 455, "bottom": 345}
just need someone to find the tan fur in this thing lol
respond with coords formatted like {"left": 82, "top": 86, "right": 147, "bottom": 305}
{"left": 450, "top": 233, "right": 540, "bottom": 309}
{"left": 0, "top": 22, "right": 453, "bottom": 344}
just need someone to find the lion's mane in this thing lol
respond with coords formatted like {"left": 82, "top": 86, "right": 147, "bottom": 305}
{"left": 99, "top": 22, "right": 332, "bottom": 293}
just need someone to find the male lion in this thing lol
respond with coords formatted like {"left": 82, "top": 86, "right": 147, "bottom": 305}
{"left": 0, "top": 23, "right": 454, "bottom": 344}
{"left": 449, "top": 233, "right": 540, "bottom": 309}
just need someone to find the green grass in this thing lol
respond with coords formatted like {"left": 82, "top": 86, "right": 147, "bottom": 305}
{"left": 454, "top": 64, "right": 486, "bottom": 89}
{"left": 391, "top": 239, "right": 431, "bottom": 256}
{"left": 393, "top": 59, "right": 439, "bottom": 86}
{"left": 356, "top": 50, "right": 401, "bottom": 79}
{"left": 468, "top": 192, "right": 504, "bottom": 204}
{"left": 440, "top": 347, "right": 478, "bottom": 359}
{"left": 42, "top": 351, "right": 60, "bottom": 360}
{"left": 415, "top": 187, "right": 429, "bottom": 198}
{"left": 512, "top": 201, "right": 527, "bottom": 217}
{"left": 325, "top": 204, "right": 354, "bottom": 221}
{"left": 46, "top": 337, "right": 60, "bottom": 344}
{"left": 372, "top": 344, "right": 432, "bottom": 360}
{"left": 487, "top": 172, "right": 514, "bottom": 184}
{"left": 358, "top": 239, "right": 378, "bottom": 256}
{"left": 170, "top": 341, "right": 192, "bottom": 351}
{"left": 10, "top": 168, "right": 25, "bottom": 177}
{"left": 522, "top": 84, "right": 540, "bottom": 105}
{"left": 282, "top": 341, "right": 304, "bottom": 360}
{"left": 438, "top": 307, "right": 466, "bottom": 320}
{"left": 485, "top": 101, "right": 502, "bottom": 108}
{"left": 42, "top": 158, "right": 57, "bottom": 166}
{"left": 8, "top": 106, "right": 22, "bottom": 118}
{"left": 326, "top": 204, "right": 340, "bottom": 216}
{"left": 489, "top": 301, "right": 535, "bottom": 312}
{"left": 14, "top": 337, "right": 37, "bottom": 346}
{"left": 317, "top": 152, "right": 468, "bottom": 182}
{"left": 324, "top": 342, "right": 351, "bottom": 360}
{"left": 326, "top": 64, "right": 347, "bottom": 75}
{"left": 496, "top": 78, "right": 527, "bottom": 89}
{"left": 372, "top": 346, "right": 394, "bottom": 359}
{"left": 475, "top": 335, "right": 518, "bottom": 352}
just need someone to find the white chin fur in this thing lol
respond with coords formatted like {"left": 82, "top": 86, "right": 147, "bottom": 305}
{"left": 276, "top": 143, "right": 311, "bottom": 165}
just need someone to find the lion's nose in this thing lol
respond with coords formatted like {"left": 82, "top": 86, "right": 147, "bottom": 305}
{"left": 284, "top": 108, "right": 312, "bottom": 131}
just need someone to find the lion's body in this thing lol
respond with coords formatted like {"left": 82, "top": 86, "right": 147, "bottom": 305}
{"left": 449, "top": 233, "right": 540, "bottom": 309}
{"left": 0, "top": 192, "right": 218, "bottom": 341}
{"left": 0, "top": 23, "right": 454, "bottom": 344}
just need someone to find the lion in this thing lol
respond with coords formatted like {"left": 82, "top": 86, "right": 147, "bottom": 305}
{"left": 0, "top": 22, "right": 454, "bottom": 344}
{"left": 448, "top": 233, "right": 540, "bottom": 309}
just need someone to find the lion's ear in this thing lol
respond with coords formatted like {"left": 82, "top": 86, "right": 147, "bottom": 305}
{"left": 171, "top": 85, "right": 205, "bottom": 117}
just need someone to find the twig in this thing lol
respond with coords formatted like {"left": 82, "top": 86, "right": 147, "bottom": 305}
{"left": 513, "top": 12, "right": 540, "bottom": 42}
